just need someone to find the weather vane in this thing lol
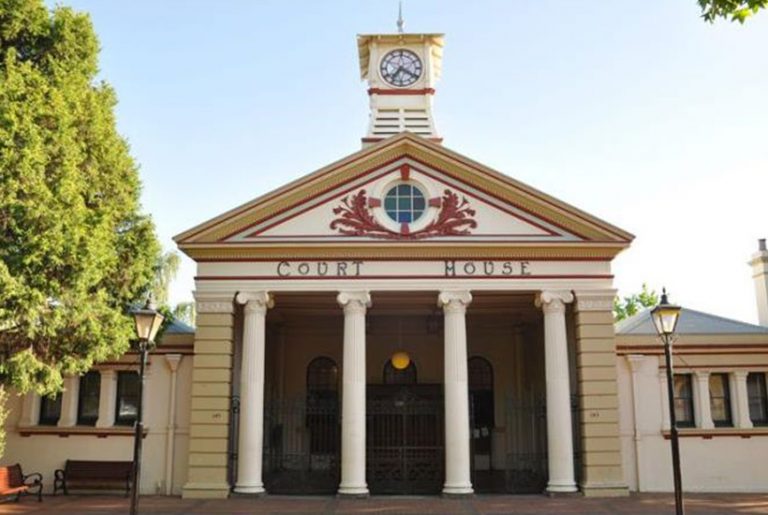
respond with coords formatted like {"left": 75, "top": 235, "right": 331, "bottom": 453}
{"left": 397, "top": 1, "right": 404, "bottom": 33}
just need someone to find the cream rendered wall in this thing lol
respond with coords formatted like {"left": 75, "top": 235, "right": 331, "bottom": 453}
{"left": 617, "top": 353, "right": 768, "bottom": 493}
{"left": 1, "top": 346, "right": 193, "bottom": 496}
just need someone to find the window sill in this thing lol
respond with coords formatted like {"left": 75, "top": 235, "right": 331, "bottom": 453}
{"left": 18, "top": 426, "right": 148, "bottom": 438}
{"left": 662, "top": 428, "right": 768, "bottom": 439}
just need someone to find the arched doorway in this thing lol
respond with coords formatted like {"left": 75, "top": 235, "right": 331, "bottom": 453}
{"left": 469, "top": 356, "right": 495, "bottom": 491}
{"left": 383, "top": 360, "right": 417, "bottom": 385}
{"left": 263, "top": 356, "right": 340, "bottom": 494}
{"left": 367, "top": 357, "right": 444, "bottom": 494}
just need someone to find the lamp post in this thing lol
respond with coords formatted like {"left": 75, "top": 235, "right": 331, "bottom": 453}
{"left": 130, "top": 299, "right": 164, "bottom": 515}
{"left": 650, "top": 288, "right": 684, "bottom": 515}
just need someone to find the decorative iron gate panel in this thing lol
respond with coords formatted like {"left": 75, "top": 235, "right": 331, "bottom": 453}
{"left": 262, "top": 397, "right": 340, "bottom": 494}
{"left": 503, "top": 392, "right": 548, "bottom": 493}
{"left": 493, "top": 392, "right": 581, "bottom": 494}
{"left": 367, "top": 385, "right": 444, "bottom": 494}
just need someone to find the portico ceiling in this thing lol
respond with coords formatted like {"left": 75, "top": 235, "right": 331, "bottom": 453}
{"left": 269, "top": 291, "right": 541, "bottom": 319}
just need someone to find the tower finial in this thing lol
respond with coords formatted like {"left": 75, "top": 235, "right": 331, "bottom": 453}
{"left": 397, "top": 1, "right": 404, "bottom": 33}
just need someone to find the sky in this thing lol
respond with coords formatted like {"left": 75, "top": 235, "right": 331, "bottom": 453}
{"left": 55, "top": 0, "right": 768, "bottom": 324}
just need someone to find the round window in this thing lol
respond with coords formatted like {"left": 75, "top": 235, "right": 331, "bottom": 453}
{"left": 384, "top": 184, "right": 426, "bottom": 224}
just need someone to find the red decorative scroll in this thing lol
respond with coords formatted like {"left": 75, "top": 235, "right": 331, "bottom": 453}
{"left": 330, "top": 190, "right": 398, "bottom": 238}
{"left": 330, "top": 189, "right": 477, "bottom": 240}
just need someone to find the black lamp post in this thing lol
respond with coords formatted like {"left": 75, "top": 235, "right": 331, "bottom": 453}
{"left": 650, "top": 288, "right": 684, "bottom": 515}
{"left": 130, "top": 298, "right": 164, "bottom": 515}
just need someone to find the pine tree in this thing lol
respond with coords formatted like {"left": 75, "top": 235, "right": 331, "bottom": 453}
{"left": 0, "top": 0, "right": 160, "bottom": 423}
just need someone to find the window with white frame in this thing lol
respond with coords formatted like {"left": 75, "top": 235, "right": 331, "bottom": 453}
{"left": 77, "top": 371, "right": 101, "bottom": 426}
{"left": 38, "top": 393, "right": 62, "bottom": 426}
{"left": 709, "top": 373, "right": 732, "bottom": 427}
{"left": 115, "top": 371, "right": 140, "bottom": 426}
{"left": 674, "top": 374, "right": 695, "bottom": 428}
{"left": 747, "top": 372, "right": 768, "bottom": 426}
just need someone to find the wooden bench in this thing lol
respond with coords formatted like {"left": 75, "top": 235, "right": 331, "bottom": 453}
{"left": 53, "top": 460, "right": 133, "bottom": 496}
{"left": 0, "top": 464, "right": 42, "bottom": 502}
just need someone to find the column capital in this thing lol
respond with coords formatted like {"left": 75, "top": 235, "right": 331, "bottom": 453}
{"left": 626, "top": 354, "right": 646, "bottom": 373}
{"left": 573, "top": 289, "right": 616, "bottom": 312}
{"left": 536, "top": 290, "right": 574, "bottom": 313}
{"left": 165, "top": 353, "right": 183, "bottom": 372}
{"left": 337, "top": 291, "right": 371, "bottom": 314}
{"left": 438, "top": 290, "right": 472, "bottom": 313}
{"left": 195, "top": 292, "right": 236, "bottom": 314}
{"left": 236, "top": 291, "right": 274, "bottom": 314}
{"left": 734, "top": 370, "right": 749, "bottom": 379}
{"left": 694, "top": 370, "right": 710, "bottom": 380}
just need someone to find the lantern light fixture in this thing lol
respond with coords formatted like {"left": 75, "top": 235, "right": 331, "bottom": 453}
{"left": 651, "top": 288, "right": 682, "bottom": 337}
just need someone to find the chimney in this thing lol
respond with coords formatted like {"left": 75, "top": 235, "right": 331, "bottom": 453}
{"left": 749, "top": 238, "right": 768, "bottom": 326}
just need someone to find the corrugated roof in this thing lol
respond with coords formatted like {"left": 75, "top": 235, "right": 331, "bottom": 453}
{"left": 616, "top": 308, "right": 768, "bottom": 335}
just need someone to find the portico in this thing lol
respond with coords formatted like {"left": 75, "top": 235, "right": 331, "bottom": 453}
{"left": 181, "top": 257, "right": 625, "bottom": 498}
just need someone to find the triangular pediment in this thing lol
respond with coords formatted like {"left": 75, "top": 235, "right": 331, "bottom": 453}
{"left": 175, "top": 133, "right": 632, "bottom": 260}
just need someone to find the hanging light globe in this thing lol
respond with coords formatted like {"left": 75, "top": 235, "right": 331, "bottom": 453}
{"left": 391, "top": 351, "right": 410, "bottom": 370}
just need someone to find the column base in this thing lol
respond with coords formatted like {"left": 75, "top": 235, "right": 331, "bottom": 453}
{"left": 442, "top": 485, "right": 474, "bottom": 497}
{"left": 337, "top": 485, "right": 369, "bottom": 498}
{"left": 233, "top": 484, "right": 266, "bottom": 495}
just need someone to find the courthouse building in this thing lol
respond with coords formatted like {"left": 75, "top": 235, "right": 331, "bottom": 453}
{"left": 3, "top": 26, "right": 768, "bottom": 499}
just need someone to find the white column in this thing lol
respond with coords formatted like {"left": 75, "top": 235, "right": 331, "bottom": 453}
{"left": 96, "top": 369, "right": 118, "bottom": 428}
{"left": 438, "top": 290, "right": 473, "bottom": 496}
{"left": 536, "top": 290, "right": 577, "bottom": 493}
{"left": 626, "top": 355, "right": 645, "bottom": 491}
{"left": 164, "top": 354, "right": 183, "bottom": 495}
{"left": 19, "top": 393, "right": 41, "bottom": 427}
{"left": 337, "top": 291, "right": 371, "bottom": 497}
{"left": 58, "top": 375, "right": 80, "bottom": 427}
{"left": 694, "top": 371, "right": 714, "bottom": 429}
{"left": 659, "top": 368, "right": 671, "bottom": 431}
{"left": 234, "top": 291, "right": 273, "bottom": 494}
{"left": 734, "top": 371, "right": 753, "bottom": 429}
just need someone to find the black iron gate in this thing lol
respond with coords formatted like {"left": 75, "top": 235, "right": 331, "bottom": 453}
{"left": 367, "top": 385, "right": 444, "bottom": 494}
{"left": 262, "top": 397, "right": 340, "bottom": 494}
{"left": 501, "top": 392, "right": 549, "bottom": 493}
{"left": 471, "top": 392, "right": 581, "bottom": 494}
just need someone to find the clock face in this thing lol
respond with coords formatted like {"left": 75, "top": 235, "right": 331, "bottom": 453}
{"left": 380, "top": 49, "right": 423, "bottom": 87}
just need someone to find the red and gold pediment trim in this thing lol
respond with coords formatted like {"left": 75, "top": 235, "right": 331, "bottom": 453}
{"left": 175, "top": 133, "right": 633, "bottom": 252}
{"left": 180, "top": 242, "right": 628, "bottom": 262}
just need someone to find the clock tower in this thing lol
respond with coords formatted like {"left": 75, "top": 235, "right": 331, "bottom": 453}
{"left": 357, "top": 30, "right": 444, "bottom": 147}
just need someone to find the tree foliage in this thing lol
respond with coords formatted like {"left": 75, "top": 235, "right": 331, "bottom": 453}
{"left": 172, "top": 302, "right": 196, "bottom": 328}
{"left": 698, "top": 0, "right": 768, "bottom": 22}
{"left": 0, "top": 386, "right": 7, "bottom": 456}
{"left": 0, "top": 0, "right": 160, "bottom": 396}
{"left": 613, "top": 284, "right": 659, "bottom": 322}
{"left": 152, "top": 251, "right": 180, "bottom": 307}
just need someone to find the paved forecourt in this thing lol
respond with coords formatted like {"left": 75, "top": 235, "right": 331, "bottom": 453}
{"left": 1, "top": 493, "right": 767, "bottom": 514}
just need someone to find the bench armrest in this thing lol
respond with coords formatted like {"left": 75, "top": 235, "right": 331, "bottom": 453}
{"left": 54, "top": 469, "right": 65, "bottom": 480}
{"left": 23, "top": 472, "right": 42, "bottom": 486}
